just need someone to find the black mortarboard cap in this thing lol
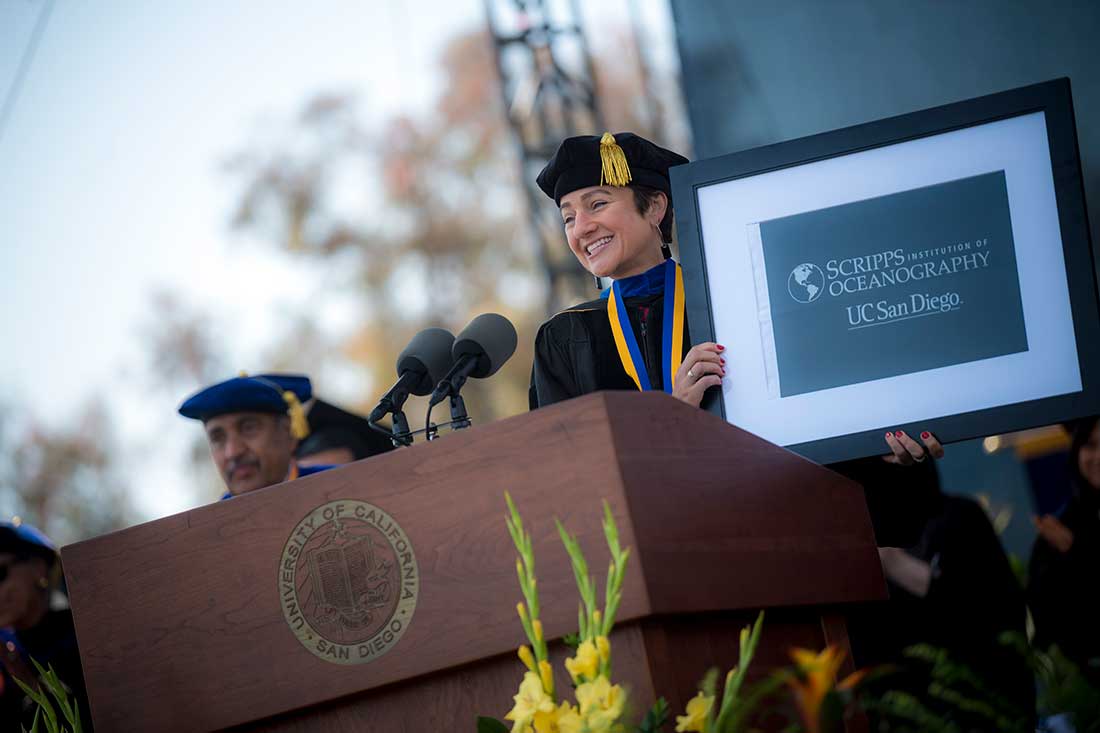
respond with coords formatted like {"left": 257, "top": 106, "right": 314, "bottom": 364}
{"left": 536, "top": 132, "right": 689, "bottom": 205}
{"left": 295, "top": 399, "right": 395, "bottom": 461}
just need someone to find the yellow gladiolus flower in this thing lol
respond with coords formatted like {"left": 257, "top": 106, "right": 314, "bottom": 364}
{"left": 674, "top": 691, "right": 713, "bottom": 732}
{"left": 574, "top": 675, "right": 625, "bottom": 731}
{"left": 518, "top": 645, "right": 536, "bottom": 672}
{"left": 505, "top": 670, "right": 555, "bottom": 733}
{"left": 595, "top": 635, "right": 611, "bottom": 663}
{"left": 534, "top": 701, "right": 581, "bottom": 733}
{"left": 786, "top": 645, "right": 867, "bottom": 733}
{"left": 564, "top": 639, "right": 600, "bottom": 683}
{"left": 533, "top": 619, "right": 544, "bottom": 642}
{"left": 517, "top": 602, "right": 529, "bottom": 624}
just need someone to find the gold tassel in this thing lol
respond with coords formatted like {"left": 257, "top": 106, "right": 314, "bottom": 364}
{"left": 283, "top": 390, "right": 311, "bottom": 439}
{"left": 599, "top": 132, "right": 632, "bottom": 187}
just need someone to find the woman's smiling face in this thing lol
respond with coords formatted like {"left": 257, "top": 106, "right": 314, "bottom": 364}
{"left": 559, "top": 185, "right": 666, "bottom": 279}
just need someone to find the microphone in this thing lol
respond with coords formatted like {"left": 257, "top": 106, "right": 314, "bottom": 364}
{"left": 369, "top": 328, "right": 455, "bottom": 442}
{"left": 428, "top": 314, "right": 518, "bottom": 409}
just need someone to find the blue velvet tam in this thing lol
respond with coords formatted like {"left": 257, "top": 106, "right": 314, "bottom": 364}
{"left": 178, "top": 373, "right": 312, "bottom": 423}
{"left": 0, "top": 518, "right": 57, "bottom": 561}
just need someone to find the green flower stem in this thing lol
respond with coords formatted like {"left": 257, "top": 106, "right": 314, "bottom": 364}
{"left": 556, "top": 519, "right": 597, "bottom": 636}
{"left": 713, "top": 611, "right": 765, "bottom": 732}
{"left": 505, "top": 493, "right": 547, "bottom": 664}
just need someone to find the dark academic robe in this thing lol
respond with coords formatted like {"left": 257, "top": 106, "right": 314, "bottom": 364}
{"left": 530, "top": 265, "right": 689, "bottom": 409}
{"left": 1027, "top": 487, "right": 1100, "bottom": 682}
{"left": 0, "top": 610, "right": 90, "bottom": 732}
{"left": 849, "top": 494, "right": 1035, "bottom": 724}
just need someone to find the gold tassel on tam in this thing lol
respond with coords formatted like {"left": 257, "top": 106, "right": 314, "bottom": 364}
{"left": 599, "top": 132, "right": 632, "bottom": 187}
{"left": 283, "top": 391, "right": 311, "bottom": 439}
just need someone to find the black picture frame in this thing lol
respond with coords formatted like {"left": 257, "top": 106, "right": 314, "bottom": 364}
{"left": 671, "top": 78, "right": 1099, "bottom": 464}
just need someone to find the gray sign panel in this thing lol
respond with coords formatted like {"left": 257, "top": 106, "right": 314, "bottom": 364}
{"left": 758, "top": 171, "right": 1028, "bottom": 397}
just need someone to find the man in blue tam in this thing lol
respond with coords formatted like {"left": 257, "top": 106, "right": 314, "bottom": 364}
{"left": 179, "top": 373, "right": 332, "bottom": 499}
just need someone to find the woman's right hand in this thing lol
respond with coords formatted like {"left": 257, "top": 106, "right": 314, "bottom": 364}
{"left": 672, "top": 342, "right": 725, "bottom": 407}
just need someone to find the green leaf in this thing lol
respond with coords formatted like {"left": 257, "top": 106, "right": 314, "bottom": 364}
{"left": 636, "top": 697, "right": 669, "bottom": 733}
{"left": 476, "top": 716, "right": 510, "bottom": 733}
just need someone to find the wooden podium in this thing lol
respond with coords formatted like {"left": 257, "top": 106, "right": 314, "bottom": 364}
{"left": 62, "top": 392, "right": 886, "bottom": 732}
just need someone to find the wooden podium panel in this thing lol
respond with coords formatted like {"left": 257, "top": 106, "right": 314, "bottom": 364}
{"left": 61, "top": 392, "right": 886, "bottom": 732}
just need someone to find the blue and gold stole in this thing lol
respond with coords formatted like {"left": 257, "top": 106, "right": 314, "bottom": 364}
{"left": 603, "top": 259, "right": 685, "bottom": 392}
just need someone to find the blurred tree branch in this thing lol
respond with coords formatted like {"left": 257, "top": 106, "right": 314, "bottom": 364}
{"left": 0, "top": 401, "right": 133, "bottom": 545}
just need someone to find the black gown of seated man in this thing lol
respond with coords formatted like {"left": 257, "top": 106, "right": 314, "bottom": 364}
{"left": 530, "top": 266, "right": 689, "bottom": 409}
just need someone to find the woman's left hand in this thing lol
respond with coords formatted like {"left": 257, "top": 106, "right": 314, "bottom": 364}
{"left": 882, "top": 430, "right": 945, "bottom": 465}
{"left": 672, "top": 342, "right": 725, "bottom": 407}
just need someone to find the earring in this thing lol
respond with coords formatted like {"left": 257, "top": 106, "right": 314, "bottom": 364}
{"left": 661, "top": 242, "right": 672, "bottom": 260}
{"left": 593, "top": 274, "right": 603, "bottom": 290}
{"left": 37, "top": 576, "right": 49, "bottom": 589}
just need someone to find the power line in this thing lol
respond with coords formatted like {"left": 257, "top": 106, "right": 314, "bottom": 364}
{"left": 0, "top": 0, "right": 55, "bottom": 147}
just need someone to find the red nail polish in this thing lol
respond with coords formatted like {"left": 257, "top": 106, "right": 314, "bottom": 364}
{"left": 921, "top": 431, "right": 930, "bottom": 439}
{"left": 895, "top": 431, "right": 904, "bottom": 438}
{"left": 717, "top": 344, "right": 725, "bottom": 351}
{"left": 720, "top": 358, "right": 726, "bottom": 365}
{"left": 885, "top": 432, "right": 892, "bottom": 439}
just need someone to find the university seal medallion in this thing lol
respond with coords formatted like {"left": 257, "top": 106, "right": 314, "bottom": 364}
{"left": 279, "top": 499, "right": 419, "bottom": 665}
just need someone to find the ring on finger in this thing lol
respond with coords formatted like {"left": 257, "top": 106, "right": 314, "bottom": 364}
{"left": 912, "top": 453, "right": 927, "bottom": 463}
{"left": 688, "top": 368, "right": 695, "bottom": 379}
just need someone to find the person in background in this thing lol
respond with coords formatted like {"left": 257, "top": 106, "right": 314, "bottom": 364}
{"left": 295, "top": 399, "right": 395, "bottom": 467}
{"left": 178, "top": 372, "right": 333, "bottom": 499}
{"left": 1029, "top": 415, "right": 1100, "bottom": 683}
{"left": 844, "top": 459, "right": 1035, "bottom": 725}
{"left": 0, "top": 519, "right": 90, "bottom": 732}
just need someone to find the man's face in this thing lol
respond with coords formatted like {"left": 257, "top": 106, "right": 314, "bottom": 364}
{"left": 0, "top": 552, "right": 49, "bottom": 629}
{"left": 204, "top": 412, "right": 297, "bottom": 495}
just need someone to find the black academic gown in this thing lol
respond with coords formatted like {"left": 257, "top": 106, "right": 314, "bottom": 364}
{"left": 852, "top": 493, "right": 1035, "bottom": 723}
{"left": 530, "top": 291, "right": 689, "bottom": 409}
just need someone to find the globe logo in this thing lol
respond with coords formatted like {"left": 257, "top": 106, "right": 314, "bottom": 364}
{"left": 787, "top": 263, "right": 824, "bottom": 303}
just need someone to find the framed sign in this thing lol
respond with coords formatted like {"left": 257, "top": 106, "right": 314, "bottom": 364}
{"left": 672, "top": 78, "right": 1100, "bottom": 464}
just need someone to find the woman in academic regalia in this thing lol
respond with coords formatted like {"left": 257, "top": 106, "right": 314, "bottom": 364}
{"left": 528, "top": 132, "right": 724, "bottom": 410}
{"left": 0, "top": 520, "right": 90, "bottom": 732}
{"left": 527, "top": 131, "right": 942, "bottom": 467}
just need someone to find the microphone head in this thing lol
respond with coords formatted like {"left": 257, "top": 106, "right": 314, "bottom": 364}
{"left": 396, "top": 328, "right": 456, "bottom": 395}
{"left": 452, "top": 313, "right": 518, "bottom": 379}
